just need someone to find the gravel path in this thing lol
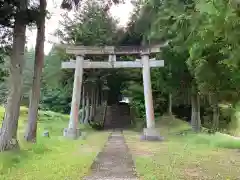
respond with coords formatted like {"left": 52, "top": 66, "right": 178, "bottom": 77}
{"left": 84, "top": 131, "right": 138, "bottom": 180}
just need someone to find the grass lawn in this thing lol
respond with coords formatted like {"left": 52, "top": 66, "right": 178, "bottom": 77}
{"left": 124, "top": 116, "right": 240, "bottom": 180}
{"left": 0, "top": 106, "right": 109, "bottom": 180}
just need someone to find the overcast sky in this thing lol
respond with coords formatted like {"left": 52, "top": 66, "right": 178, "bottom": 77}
{"left": 26, "top": 0, "right": 134, "bottom": 54}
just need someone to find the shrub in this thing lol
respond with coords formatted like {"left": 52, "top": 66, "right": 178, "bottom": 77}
{"left": 89, "top": 121, "right": 104, "bottom": 130}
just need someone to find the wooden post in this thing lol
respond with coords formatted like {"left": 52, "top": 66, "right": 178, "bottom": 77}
{"left": 65, "top": 56, "right": 83, "bottom": 138}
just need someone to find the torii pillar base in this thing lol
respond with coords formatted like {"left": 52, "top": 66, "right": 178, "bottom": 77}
{"left": 63, "top": 128, "right": 81, "bottom": 139}
{"left": 140, "top": 128, "right": 164, "bottom": 141}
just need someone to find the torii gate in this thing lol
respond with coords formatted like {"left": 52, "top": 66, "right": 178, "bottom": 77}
{"left": 61, "top": 45, "right": 165, "bottom": 141}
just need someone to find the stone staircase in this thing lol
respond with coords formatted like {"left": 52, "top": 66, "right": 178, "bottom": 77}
{"left": 104, "top": 103, "right": 131, "bottom": 129}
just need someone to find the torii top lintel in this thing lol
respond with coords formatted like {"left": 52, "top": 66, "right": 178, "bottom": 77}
{"left": 62, "top": 44, "right": 165, "bottom": 55}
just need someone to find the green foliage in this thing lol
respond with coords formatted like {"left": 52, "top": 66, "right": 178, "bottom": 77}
{"left": 89, "top": 121, "right": 104, "bottom": 130}
{"left": 187, "top": 0, "right": 240, "bottom": 100}
{"left": 0, "top": 28, "right": 11, "bottom": 105}
{"left": 22, "top": 49, "right": 35, "bottom": 101}
{"left": 2, "top": 0, "right": 240, "bottom": 135}
{"left": 121, "top": 0, "right": 193, "bottom": 124}
{"left": 40, "top": 87, "right": 72, "bottom": 114}
{"left": 57, "top": 1, "right": 118, "bottom": 46}
{"left": 42, "top": 0, "right": 127, "bottom": 111}
{"left": 121, "top": 0, "right": 240, "bottom": 133}
{"left": 123, "top": 81, "right": 145, "bottom": 118}
{"left": 36, "top": 45, "right": 72, "bottom": 113}
{"left": 12, "top": 0, "right": 122, "bottom": 114}
{"left": 0, "top": 52, "right": 9, "bottom": 104}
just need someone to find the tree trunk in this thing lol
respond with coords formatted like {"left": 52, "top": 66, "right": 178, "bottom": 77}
{"left": 211, "top": 95, "right": 219, "bottom": 132}
{"left": 80, "top": 87, "right": 85, "bottom": 123}
{"left": 102, "top": 101, "right": 108, "bottom": 126}
{"left": 89, "top": 89, "right": 94, "bottom": 121}
{"left": 94, "top": 88, "right": 99, "bottom": 116}
{"left": 0, "top": 0, "right": 27, "bottom": 151}
{"left": 84, "top": 94, "right": 90, "bottom": 124}
{"left": 25, "top": 0, "right": 46, "bottom": 142}
{"left": 191, "top": 92, "right": 201, "bottom": 132}
{"left": 168, "top": 93, "right": 172, "bottom": 116}
{"left": 92, "top": 89, "right": 97, "bottom": 119}
{"left": 101, "top": 90, "right": 104, "bottom": 105}
{"left": 228, "top": 102, "right": 240, "bottom": 136}
{"left": 212, "top": 105, "right": 219, "bottom": 132}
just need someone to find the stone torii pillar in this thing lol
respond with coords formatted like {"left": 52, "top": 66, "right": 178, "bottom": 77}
{"left": 141, "top": 53, "right": 163, "bottom": 141}
{"left": 64, "top": 56, "right": 83, "bottom": 139}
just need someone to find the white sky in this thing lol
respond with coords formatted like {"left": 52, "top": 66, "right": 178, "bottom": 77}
{"left": 26, "top": 0, "right": 134, "bottom": 54}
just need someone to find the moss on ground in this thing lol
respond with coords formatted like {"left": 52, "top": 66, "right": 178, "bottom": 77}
{"left": 0, "top": 106, "right": 109, "bottom": 180}
{"left": 124, "top": 116, "right": 240, "bottom": 180}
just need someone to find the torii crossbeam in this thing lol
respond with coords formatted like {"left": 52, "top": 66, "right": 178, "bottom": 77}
{"left": 61, "top": 45, "right": 165, "bottom": 141}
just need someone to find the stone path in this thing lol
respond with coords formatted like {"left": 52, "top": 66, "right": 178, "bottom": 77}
{"left": 84, "top": 131, "right": 138, "bottom": 180}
